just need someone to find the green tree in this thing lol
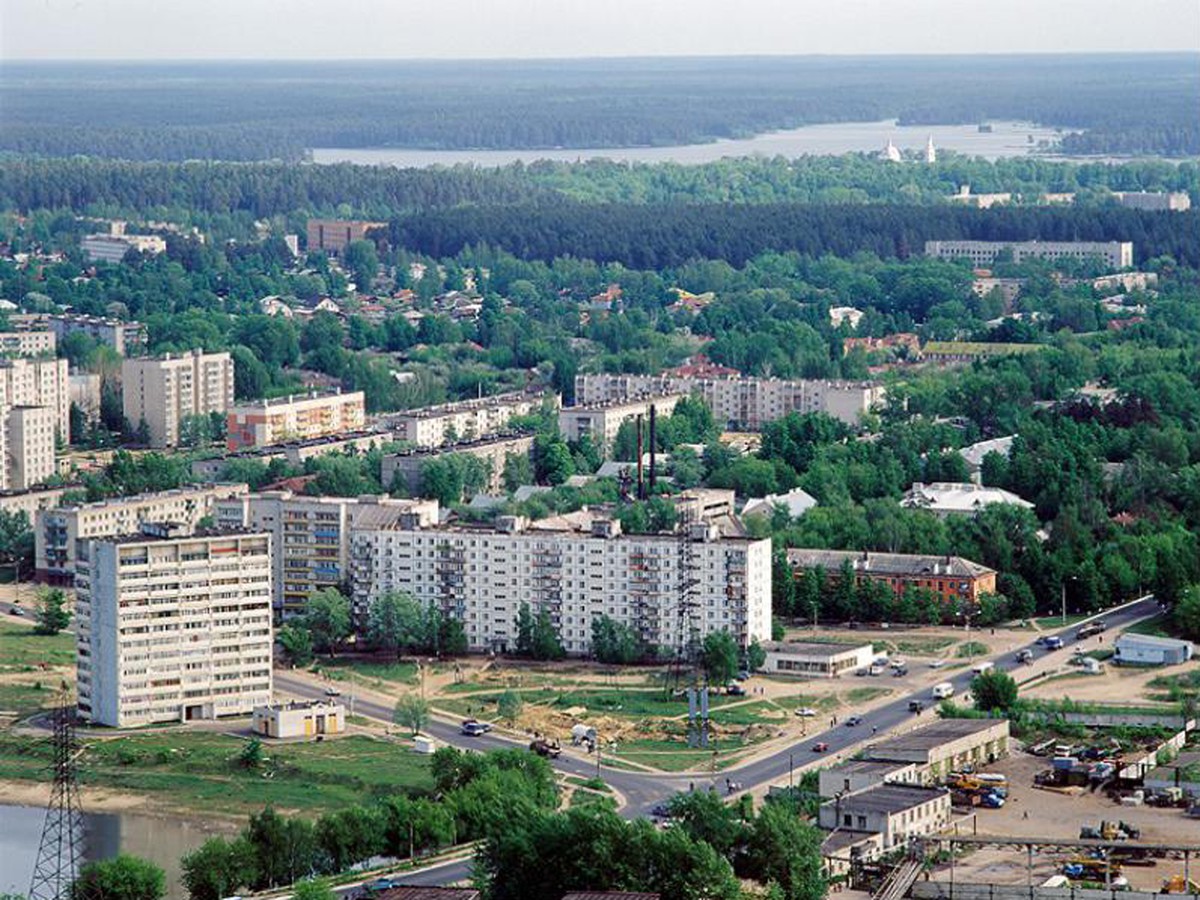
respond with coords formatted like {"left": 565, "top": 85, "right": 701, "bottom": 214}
{"left": 291, "top": 879, "right": 336, "bottom": 900}
{"left": 666, "top": 789, "right": 746, "bottom": 856}
{"left": 33, "top": 587, "right": 71, "bottom": 636}
{"left": 502, "top": 452, "right": 534, "bottom": 492}
{"left": 302, "top": 588, "right": 352, "bottom": 657}
{"left": 237, "top": 737, "right": 264, "bottom": 770}
{"left": 343, "top": 240, "right": 379, "bottom": 293}
{"left": 246, "top": 807, "right": 317, "bottom": 889}
{"left": 497, "top": 690, "right": 523, "bottom": 725}
{"left": 394, "top": 694, "right": 431, "bottom": 736}
{"left": 701, "top": 629, "right": 739, "bottom": 685}
{"left": 591, "top": 614, "right": 642, "bottom": 664}
{"left": 180, "top": 836, "right": 258, "bottom": 900}
{"left": 972, "top": 669, "right": 1019, "bottom": 713}
{"left": 531, "top": 608, "right": 566, "bottom": 660}
{"left": 277, "top": 623, "right": 315, "bottom": 668}
{"left": 746, "top": 640, "right": 767, "bottom": 672}
{"left": 72, "top": 855, "right": 165, "bottom": 900}
{"left": 367, "top": 591, "right": 426, "bottom": 657}
{"left": 741, "top": 801, "right": 827, "bottom": 900}
{"left": 514, "top": 602, "right": 535, "bottom": 656}
{"left": 1174, "top": 585, "right": 1200, "bottom": 641}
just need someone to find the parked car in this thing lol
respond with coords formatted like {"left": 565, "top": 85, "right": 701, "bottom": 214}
{"left": 795, "top": 707, "right": 817, "bottom": 717}
{"left": 529, "top": 738, "right": 561, "bottom": 759}
{"left": 461, "top": 719, "right": 491, "bottom": 736}
{"left": 845, "top": 715, "right": 863, "bottom": 727}
{"left": 892, "top": 666, "right": 908, "bottom": 677}
{"left": 1043, "top": 636, "right": 1064, "bottom": 651}
{"left": 855, "top": 668, "right": 868, "bottom": 677}
{"left": 651, "top": 802, "right": 673, "bottom": 819}
{"left": 365, "top": 879, "right": 399, "bottom": 894}
{"left": 9, "top": 607, "right": 24, "bottom": 617}
{"left": 735, "top": 670, "right": 751, "bottom": 681}
{"left": 928, "top": 659, "right": 946, "bottom": 668}
{"left": 811, "top": 742, "right": 829, "bottom": 752}
{"left": 324, "top": 687, "right": 341, "bottom": 697}
{"left": 726, "top": 684, "right": 746, "bottom": 697}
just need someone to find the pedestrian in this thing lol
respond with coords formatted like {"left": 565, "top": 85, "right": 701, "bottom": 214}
{"left": 872, "top": 725, "right": 877, "bottom": 735}
{"left": 689, "top": 781, "right": 694, "bottom": 792}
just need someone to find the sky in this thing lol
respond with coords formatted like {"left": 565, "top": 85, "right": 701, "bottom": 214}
{"left": 2, "top": 0, "right": 1198, "bottom": 61}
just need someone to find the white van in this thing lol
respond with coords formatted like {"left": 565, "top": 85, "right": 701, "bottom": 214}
{"left": 931, "top": 682, "right": 954, "bottom": 699}
{"left": 971, "top": 661, "right": 994, "bottom": 674}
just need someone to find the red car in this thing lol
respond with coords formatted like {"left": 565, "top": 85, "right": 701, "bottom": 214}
{"left": 812, "top": 742, "right": 829, "bottom": 752}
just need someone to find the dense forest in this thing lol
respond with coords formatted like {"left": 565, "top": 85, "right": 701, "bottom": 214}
{"left": 1, "top": 54, "right": 1196, "bottom": 161}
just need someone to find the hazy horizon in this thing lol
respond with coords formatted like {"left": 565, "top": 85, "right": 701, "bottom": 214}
{"left": 2, "top": 0, "right": 1197, "bottom": 61}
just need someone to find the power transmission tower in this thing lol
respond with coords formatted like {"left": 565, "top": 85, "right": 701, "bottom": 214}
{"left": 29, "top": 694, "right": 85, "bottom": 900}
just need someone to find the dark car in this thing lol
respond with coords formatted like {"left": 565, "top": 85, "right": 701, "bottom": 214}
{"left": 726, "top": 684, "right": 747, "bottom": 697}
{"left": 845, "top": 715, "right": 863, "bottom": 727}
{"left": 364, "top": 879, "right": 399, "bottom": 894}
{"left": 908, "top": 699, "right": 925, "bottom": 712}
{"left": 1015, "top": 649, "right": 1033, "bottom": 663}
{"left": 461, "top": 719, "right": 491, "bottom": 736}
{"left": 812, "top": 742, "right": 829, "bottom": 752}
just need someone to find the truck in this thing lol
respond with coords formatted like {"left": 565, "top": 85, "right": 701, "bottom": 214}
{"left": 529, "top": 738, "right": 561, "bottom": 759}
{"left": 932, "top": 682, "right": 954, "bottom": 700}
{"left": 1077, "top": 620, "right": 1107, "bottom": 640}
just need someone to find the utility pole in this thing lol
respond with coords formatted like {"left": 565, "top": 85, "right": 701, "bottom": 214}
{"left": 29, "top": 692, "right": 84, "bottom": 900}
{"left": 789, "top": 753, "right": 794, "bottom": 790}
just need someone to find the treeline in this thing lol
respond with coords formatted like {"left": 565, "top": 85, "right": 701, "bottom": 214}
{"left": 2, "top": 55, "right": 1195, "bottom": 160}
{"left": 394, "top": 203, "right": 1200, "bottom": 269}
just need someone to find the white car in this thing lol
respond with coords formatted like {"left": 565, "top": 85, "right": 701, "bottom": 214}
{"left": 928, "top": 659, "right": 946, "bottom": 668}
{"left": 795, "top": 707, "right": 817, "bottom": 717}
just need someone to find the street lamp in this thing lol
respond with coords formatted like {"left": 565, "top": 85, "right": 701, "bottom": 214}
{"left": 1061, "top": 576, "right": 1078, "bottom": 626}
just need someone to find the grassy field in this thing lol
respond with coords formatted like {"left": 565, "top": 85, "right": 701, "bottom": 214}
{"left": 1148, "top": 668, "right": 1200, "bottom": 702}
{"left": 317, "top": 659, "right": 419, "bottom": 687}
{"left": 956, "top": 641, "right": 991, "bottom": 658}
{"left": 1123, "top": 614, "right": 1173, "bottom": 637}
{"left": 1034, "top": 614, "right": 1091, "bottom": 629}
{"left": 0, "top": 731, "right": 434, "bottom": 815}
{"left": 0, "top": 681, "right": 62, "bottom": 718}
{"left": 0, "top": 616, "right": 75, "bottom": 672}
{"left": 843, "top": 686, "right": 892, "bottom": 704}
{"left": 438, "top": 686, "right": 747, "bottom": 722}
{"left": 889, "top": 637, "right": 957, "bottom": 655}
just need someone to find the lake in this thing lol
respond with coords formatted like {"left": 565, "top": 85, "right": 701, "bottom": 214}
{"left": 311, "top": 119, "right": 1070, "bottom": 168}
{"left": 0, "top": 804, "right": 238, "bottom": 900}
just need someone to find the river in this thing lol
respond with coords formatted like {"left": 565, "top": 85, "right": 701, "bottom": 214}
{"left": 0, "top": 804, "right": 238, "bottom": 900}
{"left": 311, "top": 119, "right": 1071, "bottom": 167}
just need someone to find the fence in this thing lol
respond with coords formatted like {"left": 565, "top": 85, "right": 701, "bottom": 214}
{"left": 914, "top": 881, "right": 1198, "bottom": 900}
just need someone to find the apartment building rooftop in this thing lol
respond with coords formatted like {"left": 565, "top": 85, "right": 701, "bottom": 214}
{"left": 389, "top": 389, "right": 551, "bottom": 420}
{"left": 52, "top": 482, "right": 247, "bottom": 513}
{"left": 867, "top": 718, "right": 1008, "bottom": 755}
{"left": 901, "top": 481, "right": 1034, "bottom": 514}
{"left": 230, "top": 389, "right": 357, "bottom": 409}
{"left": 786, "top": 548, "right": 995, "bottom": 579}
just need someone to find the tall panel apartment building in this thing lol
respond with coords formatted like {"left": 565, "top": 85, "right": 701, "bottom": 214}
{"left": 4, "top": 406, "right": 57, "bottom": 490}
{"left": 226, "top": 390, "right": 366, "bottom": 451}
{"left": 557, "top": 394, "right": 683, "bottom": 454}
{"left": 35, "top": 482, "right": 250, "bottom": 581}
{"left": 349, "top": 511, "right": 772, "bottom": 655}
{"left": 123, "top": 350, "right": 235, "bottom": 447}
{"left": 75, "top": 524, "right": 273, "bottom": 727}
{"left": 0, "top": 357, "right": 71, "bottom": 441}
{"left": 574, "top": 373, "right": 884, "bottom": 429}
{"left": 306, "top": 219, "right": 388, "bottom": 255}
{"left": 214, "top": 491, "right": 439, "bottom": 620}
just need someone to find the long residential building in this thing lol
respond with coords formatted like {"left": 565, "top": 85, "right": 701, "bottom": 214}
{"left": 924, "top": 240, "right": 1133, "bottom": 270}
{"left": 349, "top": 507, "right": 772, "bottom": 654}
{"left": 306, "top": 219, "right": 388, "bottom": 255}
{"left": 574, "top": 373, "right": 884, "bottom": 429}
{"left": 10, "top": 313, "right": 148, "bottom": 357}
{"left": 1110, "top": 191, "right": 1191, "bottom": 212}
{"left": 35, "top": 482, "right": 250, "bottom": 581}
{"left": 122, "top": 350, "right": 235, "bottom": 447}
{"left": 558, "top": 394, "right": 683, "bottom": 453}
{"left": 226, "top": 390, "right": 366, "bottom": 451}
{"left": 382, "top": 433, "right": 536, "bottom": 496}
{"left": 191, "top": 430, "right": 394, "bottom": 480}
{"left": 75, "top": 523, "right": 273, "bottom": 727}
{"left": 0, "top": 330, "right": 56, "bottom": 357}
{"left": 786, "top": 549, "right": 998, "bottom": 604}
{"left": 384, "top": 390, "right": 558, "bottom": 449}
{"left": 0, "top": 357, "right": 70, "bottom": 441}
{"left": 214, "top": 491, "right": 439, "bottom": 620}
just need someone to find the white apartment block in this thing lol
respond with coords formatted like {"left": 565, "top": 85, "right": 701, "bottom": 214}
{"left": 558, "top": 394, "right": 683, "bottom": 453}
{"left": 214, "top": 491, "right": 439, "bottom": 620}
{"left": 349, "top": 511, "right": 772, "bottom": 655}
{"left": 1111, "top": 191, "right": 1191, "bottom": 212}
{"left": 35, "top": 482, "right": 250, "bottom": 581}
{"left": 0, "top": 357, "right": 70, "bottom": 442}
{"left": 574, "top": 373, "right": 885, "bottom": 429}
{"left": 80, "top": 233, "right": 167, "bottom": 264}
{"left": 382, "top": 433, "right": 537, "bottom": 496}
{"left": 387, "top": 391, "right": 559, "bottom": 449}
{"left": 0, "top": 330, "right": 56, "bottom": 357}
{"left": 924, "top": 240, "right": 1134, "bottom": 270}
{"left": 11, "top": 313, "right": 148, "bottom": 357}
{"left": 226, "top": 390, "right": 366, "bottom": 451}
{"left": 123, "top": 350, "right": 235, "bottom": 447}
{"left": 75, "top": 524, "right": 273, "bottom": 728}
{"left": 4, "top": 406, "right": 57, "bottom": 490}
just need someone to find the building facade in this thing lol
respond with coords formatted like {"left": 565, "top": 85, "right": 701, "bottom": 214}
{"left": 386, "top": 391, "right": 557, "bottom": 449}
{"left": 557, "top": 395, "right": 683, "bottom": 453}
{"left": 382, "top": 433, "right": 536, "bottom": 496}
{"left": 786, "top": 549, "right": 998, "bottom": 604}
{"left": 0, "top": 330, "right": 56, "bottom": 357}
{"left": 760, "top": 640, "right": 875, "bottom": 677}
{"left": 306, "top": 219, "right": 388, "bottom": 255}
{"left": 4, "top": 405, "right": 57, "bottom": 490}
{"left": 76, "top": 525, "right": 273, "bottom": 728}
{"left": 81, "top": 233, "right": 167, "bottom": 264}
{"left": 1111, "top": 191, "right": 1191, "bottom": 212}
{"left": 253, "top": 700, "right": 344, "bottom": 739}
{"left": 818, "top": 784, "right": 951, "bottom": 849}
{"left": 213, "top": 491, "right": 439, "bottom": 620}
{"left": 924, "top": 240, "right": 1134, "bottom": 270}
{"left": 864, "top": 718, "right": 1011, "bottom": 782}
{"left": 574, "top": 373, "right": 885, "bottom": 429}
{"left": 349, "top": 511, "right": 772, "bottom": 654}
{"left": 35, "top": 482, "right": 250, "bottom": 581}
{"left": 0, "top": 357, "right": 70, "bottom": 442}
{"left": 122, "top": 350, "right": 235, "bottom": 447}
{"left": 226, "top": 390, "right": 366, "bottom": 451}
{"left": 191, "top": 430, "right": 393, "bottom": 480}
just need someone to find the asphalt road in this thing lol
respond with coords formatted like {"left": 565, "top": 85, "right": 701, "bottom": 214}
{"left": 277, "top": 594, "right": 1160, "bottom": 824}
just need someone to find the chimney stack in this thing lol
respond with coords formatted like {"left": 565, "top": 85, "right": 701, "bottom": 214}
{"left": 636, "top": 414, "right": 645, "bottom": 501}
{"left": 649, "top": 404, "right": 658, "bottom": 494}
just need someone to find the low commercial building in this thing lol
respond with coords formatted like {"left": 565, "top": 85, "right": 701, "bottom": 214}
{"left": 76, "top": 524, "right": 273, "bottom": 727}
{"left": 900, "top": 482, "right": 1034, "bottom": 518}
{"left": 819, "top": 760, "right": 921, "bottom": 799}
{"left": 786, "top": 548, "right": 998, "bottom": 604}
{"left": 558, "top": 395, "right": 683, "bottom": 454}
{"left": 818, "top": 783, "right": 951, "bottom": 849}
{"left": 385, "top": 390, "right": 557, "bottom": 449}
{"left": 1110, "top": 191, "right": 1191, "bottom": 212}
{"left": 35, "top": 482, "right": 249, "bottom": 581}
{"left": 758, "top": 641, "right": 875, "bottom": 678}
{"left": 81, "top": 232, "right": 167, "bottom": 264}
{"left": 0, "top": 330, "right": 56, "bottom": 357}
{"left": 306, "top": 218, "right": 388, "bottom": 255}
{"left": 253, "top": 700, "right": 344, "bottom": 739}
{"left": 925, "top": 240, "right": 1133, "bottom": 270}
{"left": 382, "top": 433, "right": 536, "bottom": 496}
{"left": 1113, "top": 633, "right": 1194, "bottom": 667}
{"left": 864, "top": 718, "right": 1011, "bottom": 781}
{"left": 226, "top": 390, "right": 366, "bottom": 451}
